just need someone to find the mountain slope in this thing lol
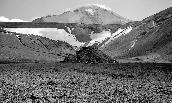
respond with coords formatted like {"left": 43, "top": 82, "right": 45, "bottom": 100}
{"left": 98, "top": 7, "right": 172, "bottom": 63}
{"left": 0, "top": 28, "right": 75, "bottom": 63}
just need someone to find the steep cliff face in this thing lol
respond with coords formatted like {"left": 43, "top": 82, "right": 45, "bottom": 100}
{"left": 98, "top": 7, "right": 172, "bottom": 63}
{"left": 0, "top": 28, "right": 75, "bottom": 63}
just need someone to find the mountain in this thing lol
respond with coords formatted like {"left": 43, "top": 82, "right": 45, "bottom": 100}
{"left": 32, "top": 6, "right": 172, "bottom": 63}
{"left": 32, "top": 5, "right": 129, "bottom": 43}
{"left": 1, "top": 5, "right": 172, "bottom": 63}
{"left": 89, "top": 7, "right": 172, "bottom": 63}
{"left": 0, "top": 28, "right": 75, "bottom": 63}
{"left": 33, "top": 5, "right": 130, "bottom": 25}
{"left": 0, "top": 4, "right": 127, "bottom": 63}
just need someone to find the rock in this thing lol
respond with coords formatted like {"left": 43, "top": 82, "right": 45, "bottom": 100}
{"left": 61, "top": 46, "right": 117, "bottom": 63}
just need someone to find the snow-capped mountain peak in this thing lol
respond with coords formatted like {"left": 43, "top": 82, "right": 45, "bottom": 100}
{"left": 33, "top": 4, "right": 131, "bottom": 25}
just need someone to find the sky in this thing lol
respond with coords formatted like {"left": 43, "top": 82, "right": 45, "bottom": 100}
{"left": 0, "top": 0, "right": 171, "bottom": 21}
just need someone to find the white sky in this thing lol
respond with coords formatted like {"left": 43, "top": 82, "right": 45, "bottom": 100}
{"left": 0, "top": 0, "right": 171, "bottom": 21}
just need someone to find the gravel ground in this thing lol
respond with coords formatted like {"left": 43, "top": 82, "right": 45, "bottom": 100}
{"left": 0, "top": 63, "right": 172, "bottom": 103}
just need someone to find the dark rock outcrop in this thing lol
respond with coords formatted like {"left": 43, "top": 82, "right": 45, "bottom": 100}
{"left": 61, "top": 46, "right": 116, "bottom": 63}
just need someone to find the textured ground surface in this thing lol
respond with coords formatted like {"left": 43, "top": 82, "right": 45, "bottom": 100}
{"left": 0, "top": 63, "right": 172, "bottom": 103}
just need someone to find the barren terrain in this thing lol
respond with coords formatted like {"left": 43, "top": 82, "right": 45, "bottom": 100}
{"left": 0, "top": 63, "right": 171, "bottom": 102}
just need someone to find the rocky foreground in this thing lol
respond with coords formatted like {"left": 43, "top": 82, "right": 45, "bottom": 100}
{"left": 0, "top": 63, "right": 171, "bottom": 103}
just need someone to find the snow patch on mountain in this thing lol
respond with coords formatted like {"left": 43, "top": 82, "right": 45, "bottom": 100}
{"left": 87, "top": 30, "right": 111, "bottom": 46}
{"left": 102, "top": 26, "right": 132, "bottom": 47}
{"left": 65, "top": 26, "right": 72, "bottom": 34}
{"left": 85, "top": 9, "right": 95, "bottom": 15}
{"left": 129, "top": 39, "right": 137, "bottom": 51}
{"left": 84, "top": 26, "right": 133, "bottom": 47}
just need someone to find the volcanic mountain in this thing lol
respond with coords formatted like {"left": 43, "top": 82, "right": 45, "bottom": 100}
{"left": 33, "top": 5, "right": 130, "bottom": 25}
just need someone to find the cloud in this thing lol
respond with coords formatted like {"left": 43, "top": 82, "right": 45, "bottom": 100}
{"left": 0, "top": 16, "right": 28, "bottom": 22}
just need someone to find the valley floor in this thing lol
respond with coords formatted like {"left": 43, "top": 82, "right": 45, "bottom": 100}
{"left": 0, "top": 62, "right": 172, "bottom": 102}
